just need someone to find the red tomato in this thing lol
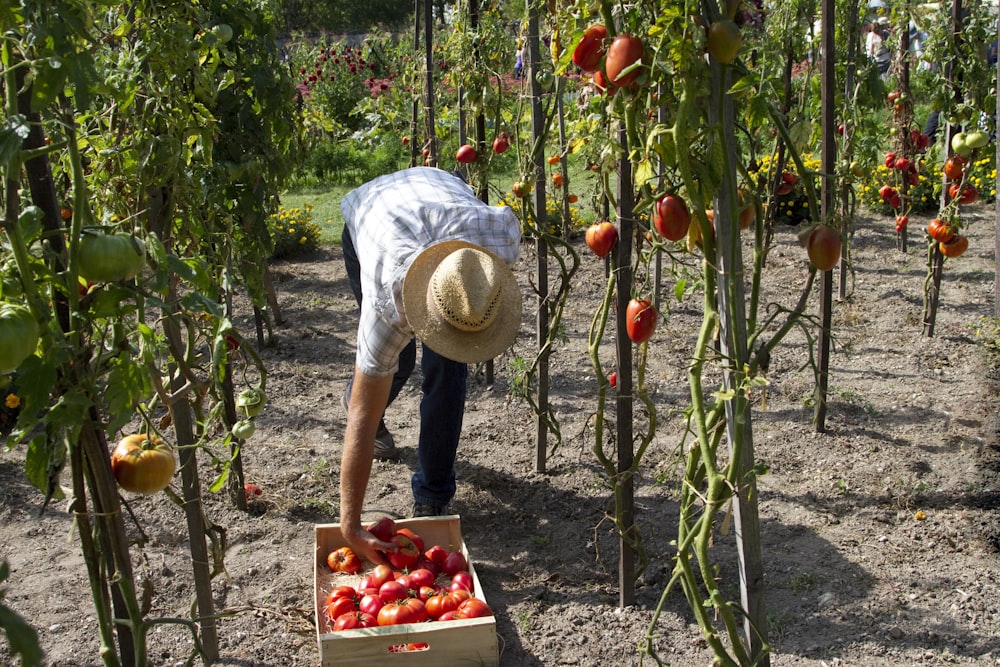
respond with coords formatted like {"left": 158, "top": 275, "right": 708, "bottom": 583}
{"left": 442, "top": 551, "right": 468, "bottom": 577}
{"left": 366, "top": 517, "right": 396, "bottom": 542}
{"left": 243, "top": 482, "right": 262, "bottom": 501}
{"left": 359, "top": 593, "right": 384, "bottom": 617}
{"left": 943, "top": 156, "right": 966, "bottom": 180}
{"left": 552, "top": 172, "right": 564, "bottom": 187}
{"left": 927, "top": 218, "right": 955, "bottom": 243}
{"left": 438, "top": 610, "right": 459, "bottom": 621}
{"left": 940, "top": 234, "right": 969, "bottom": 258}
{"left": 948, "top": 182, "right": 978, "bottom": 205}
{"left": 368, "top": 564, "right": 395, "bottom": 588}
{"left": 450, "top": 570, "right": 474, "bottom": 593}
{"left": 511, "top": 180, "right": 530, "bottom": 199}
{"left": 492, "top": 132, "right": 510, "bottom": 154}
{"left": 456, "top": 144, "right": 478, "bottom": 164}
{"left": 894, "top": 157, "right": 911, "bottom": 172}
{"left": 326, "top": 546, "right": 361, "bottom": 574}
{"left": 325, "top": 595, "right": 358, "bottom": 622}
{"left": 415, "top": 556, "right": 441, "bottom": 577}
{"left": 806, "top": 224, "right": 841, "bottom": 271}
{"left": 395, "top": 528, "right": 425, "bottom": 553}
{"left": 333, "top": 611, "right": 377, "bottom": 631}
{"left": 605, "top": 34, "right": 644, "bottom": 88}
{"left": 653, "top": 193, "right": 691, "bottom": 241}
{"left": 407, "top": 568, "right": 435, "bottom": 590}
{"left": 878, "top": 185, "right": 896, "bottom": 201}
{"left": 608, "top": 371, "right": 617, "bottom": 388}
{"left": 706, "top": 20, "right": 742, "bottom": 64}
{"left": 377, "top": 598, "right": 428, "bottom": 626}
{"left": 417, "top": 585, "right": 437, "bottom": 601}
{"left": 387, "top": 533, "right": 420, "bottom": 570}
{"left": 424, "top": 544, "right": 449, "bottom": 566}
{"left": 110, "top": 434, "right": 176, "bottom": 495}
{"left": 378, "top": 580, "right": 409, "bottom": 603}
{"left": 585, "top": 221, "right": 618, "bottom": 258}
{"left": 455, "top": 598, "right": 493, "bottom": 619}
{"left": 884, "top": 152, "right": 897, "bottom": 168}
{"left": 625, "top": 298, "right": 657, "bottom": 344}
{"left": 572, "top": 24, "right": 608, "bottom": 72}
{"left": 425, "top": 590, "right": 465, "bottom": 619}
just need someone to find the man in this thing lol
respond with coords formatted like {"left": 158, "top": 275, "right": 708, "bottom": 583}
{"left": 338, "top": 166, "right": 522, "bottom": 565}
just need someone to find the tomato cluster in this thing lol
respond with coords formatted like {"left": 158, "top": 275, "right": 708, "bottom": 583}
{"left": 323, "top": 519, "right": 493, "bottom": 632}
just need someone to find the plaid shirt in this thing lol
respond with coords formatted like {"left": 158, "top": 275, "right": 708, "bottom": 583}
{"left": 341, "top": 167, "right": 522, "bottom": 376}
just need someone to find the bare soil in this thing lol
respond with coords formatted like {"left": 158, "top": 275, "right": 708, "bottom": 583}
{"left": 2, "top": 207, "right": 999, "bottom": 667}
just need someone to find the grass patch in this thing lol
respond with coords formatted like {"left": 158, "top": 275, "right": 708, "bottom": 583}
{"left": 280, "top": 186, "right": 351, "bottom": 246}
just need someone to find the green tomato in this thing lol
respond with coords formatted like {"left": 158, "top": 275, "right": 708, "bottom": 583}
{"left": 0, "top": 303, "right": 39, "bottom": 374}
{"left": 231, "top": 418, "right": 256, "bottom": 440}
{"left": 950, "top": 132, "right": 972, "bottom": 157}
{"left": 236, "top": 387, "right": 267, "bottom": 417}
{"left": 964, "top": 129, "right": 989, "bottom": 149}
{"left": 78, "top": 232, "right": 146, "bottom": 283}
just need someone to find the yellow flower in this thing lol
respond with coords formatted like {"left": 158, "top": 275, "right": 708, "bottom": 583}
{"left": 5, "top": 393, "right": 20, "bottom": 409}
{"left": 914, "top": 509, "right": 926, "bottom": 521}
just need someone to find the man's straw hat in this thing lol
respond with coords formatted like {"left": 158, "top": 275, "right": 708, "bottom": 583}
{"left": 403, "top": 240, "right": 522, "bottom": 364}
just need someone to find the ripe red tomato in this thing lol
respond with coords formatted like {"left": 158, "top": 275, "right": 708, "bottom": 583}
{"left": 943, "top": 156, "right": 966, "bottom": 180}
{"left": 653, "top": 193, "right": 691, "bottom": 241}
{"left": 492, "top": 132, "right": 510, "bottom": 154}
{"left": 806, "top": 224, "right": 841, "bottom": 271}
{"left": 608, "top": 371, "right": 617, "bottom": 388}
{"left": 456, "top": 144, "right": 478, "bottom": 164}
{"left": 325, "top": 594, "right": 358, "bottom": 622}
{"left": 940, "top": 234, "right": 969, "bottom": 258}
{"left": 927, "top": 218, "right": 955, "bottom": 243}
{"left": 894, "top": 157, "right": 911, "bottom": 172}
{"left": 327, "top": 546, "right": 361, "bottom": 574}
{"left": 377, "top": 598, "right": 428, "bottom": 626}
{"left": 424, "top": 544, "right": 448, "bottom": 566}
{"left": 605, "top": 34, "right": 644, "bottom": 88}
{"left": 572, "top": 24, "right": 608, "bottom": 72}
{"left": 706, "top": 20, "right": 742, "bottom": 64}
{"left": 407, "top": 568, "right": 436, "bottom": 590}
{"left": 60, "top": 206, "right": 73, "bottom": 221}
{"left": 387, "top": 533, "right": 420, "bottom": 569}
{"left": 425, "top": 590, "right": 466, "bottom": 619}
{"left": 895, "top": 215, "right": 909, "bottom": 232}
{"left": 378, "top": 580, "right": 409, "bottom": 603}
{"left": 333, "top": 611, "right": 377, "bottom": 631}
{"left": 455, "top": 598, "right": 493, "bottom": 619}
{"left": 395, "top": 527, "right": 425, "bottom": 553}
{"left": 367, "top": 563, "right": 395, "bottom": 588}
{"left": 450, "top": 570, "right": 474, "bottom": 593}
{"left": 585, "top": 221, "right": 618, "bottom": 258}
{"left": 878, "top": 185, "right": 895, "bottom": 200}
{"left": 243, "top": 482, "right": 262, "bottom": 502}
{"left": 552, "top": 172, "right": 564, "bottom": 187}
{"left": 110, "top": 434, "right": 177, "bottom": 494}
{"left": 625, "top": 298, "right": 657, "bottom": 343}
{"left": 366, "top": 516, "right": 396, "bottom": 542}
{"left": 359, "top": 593, "right": 384, "bottom": 617}
{"left": 884, "top": 152, "right": 897, "bottom": 168}
{"left": 442, "top": 551, "right": 468, "bottom": 577}
{"left": 948, "top": 182, "right": 978, "bottom": 205}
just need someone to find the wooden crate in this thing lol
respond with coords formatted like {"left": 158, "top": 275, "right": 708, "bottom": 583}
{"left": 314, "top": 516, "right": 499, "bottom": 666}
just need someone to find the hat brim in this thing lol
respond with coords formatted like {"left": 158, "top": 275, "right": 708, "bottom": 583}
{"left": 402, "top": 240, "right": 522, "bottom": 364}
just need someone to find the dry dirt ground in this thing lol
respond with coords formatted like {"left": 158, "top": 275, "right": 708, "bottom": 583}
{"left": 1, "top": 206, "right": 999, "bottom": 667}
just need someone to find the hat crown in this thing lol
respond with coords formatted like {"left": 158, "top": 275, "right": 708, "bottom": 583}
{"left": 430, "top": 247, "right": 502, "bottom": 332}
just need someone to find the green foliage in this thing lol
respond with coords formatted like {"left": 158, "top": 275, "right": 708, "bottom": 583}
{"left": 0, "top": 560, "right": 43, "bottom": 667}
{"left": 272, "top": 0, "right": 412, "bottom": 34}
{"left": 267, "top": 204, "right": 323, "bottom": 259}
{"left": 290, "top": 136, "right": 405, "bottom": 188}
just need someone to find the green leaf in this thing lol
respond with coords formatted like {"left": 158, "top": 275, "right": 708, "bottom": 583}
{"left": 0, "top": 115, "right": 30, "bottom": 168}
{"left": 0, "top": 604, "right": 45, "bottom": 667}
{"left": 30, "top": 57, "right": 67, "bottom": 113}
{"left": 674, "top": 279, "right": 687, "bottom": 301}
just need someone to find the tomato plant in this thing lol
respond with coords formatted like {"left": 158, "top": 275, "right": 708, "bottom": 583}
{"left": 110, "top": 434, "right": 177, "bottom": 494}
{"left": 625, "top": 298, "right": 656, "bottom": 343}
{"left": 652, "top": 193, "right": 691, "bottom": 241}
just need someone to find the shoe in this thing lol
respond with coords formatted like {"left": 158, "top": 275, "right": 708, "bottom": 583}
{"left": 343, "top": 388, "right": 400, "bottom": 461}
{"left": 374, "top": 422, "right": 400, "bottom": 461}
{"left": 411, "top": 503, "right": 448, "bottom": 517}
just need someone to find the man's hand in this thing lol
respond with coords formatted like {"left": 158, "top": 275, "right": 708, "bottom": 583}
{"left": 341, "top": 522, "right": 395, "bottom": 568}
